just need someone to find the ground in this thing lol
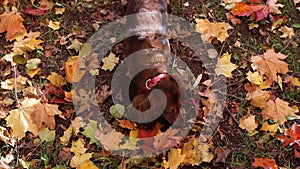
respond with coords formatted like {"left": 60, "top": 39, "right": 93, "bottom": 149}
{"left": 0, "top": 0, "right": 300, "bottom": 169}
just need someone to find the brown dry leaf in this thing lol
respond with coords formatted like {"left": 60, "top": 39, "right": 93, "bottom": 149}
{"left": 279, "top": 26, "right": 294, "bottom": 39}
{"left": 252, "top": 48, "right": 289, "bottom": 82}
{"left": 239, "top": 114, "right": 258, "bottom": 132}
{"left": 0, "top": 12, "right": 26, "bottom": 41}
{"left": 246, "top": 87, "right": 270, "bottom": 108}
{"left": 47, "top": 72, "right": 67, "bottom": 87}
{"left": 195, "top": 19, "right": 232, "bottom": 43}
{"left": 163, "top": 148, "right": 185, "bottom": 169}
{"left": 261, "top": 98, "right": 297, "bottom": 125}
{"left": 64, "top": 56, "right": 86, "bottom": 83}
{"left": 182, "top": 137, "right": 214, "bottom": 166}
{"left": 27, "top": 68, "right": 41, "bottom": 78}
{"left": 215, "top": 53, "right": 238, "bottom": 78}
{"left": 225, "top": 12, "right": 241, "bottom": 25}
{"left": 252, "top": 157, "right": 278, "bottom": 169}
{"left": 39, "top": 0, "right": 54, "bottom": 10}
{"left": 117, "top": 119, "right": 136, "bottom": 130}
{"left": 67, "top": 39, "right": 82, "bottom": 52}
{"left": 31, "top": 102, "right": 64, "bottom": 129}
{"left": 101, "top": 52, "right": 119, "bottom": 71}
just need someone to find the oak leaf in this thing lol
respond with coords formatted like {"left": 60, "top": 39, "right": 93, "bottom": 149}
{"left": 252, "top": 157, "right": 278, "bottom": 169}
{"left": 0, "top": 12, "right": 26, "bottom": 41}
{"left": 261, "top": 98, "right": 297, "bottom": 125}
{"left": 215, "top": 53, "right": 238, "bottom": 78}
{"left": 195, "top": 19, "right": 232, "bottom": 43}
{"left": 252, "top": 48, "right": 289, "bottom": 82}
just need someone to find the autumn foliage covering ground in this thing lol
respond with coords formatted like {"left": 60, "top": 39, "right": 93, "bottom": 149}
{"left": 0, "top": 0, "right": 300, "bottom": 168}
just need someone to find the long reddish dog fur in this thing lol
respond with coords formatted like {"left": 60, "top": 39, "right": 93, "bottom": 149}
{"left": 123, "top": 0, "right": 181, "bottom": 124}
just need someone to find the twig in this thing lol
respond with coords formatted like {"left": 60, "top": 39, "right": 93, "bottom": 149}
{"left": 224, "top": 105, "right": 239, "bottom": 125}
{"left": 13, "top": 65, "right": 21, "bottom": 107}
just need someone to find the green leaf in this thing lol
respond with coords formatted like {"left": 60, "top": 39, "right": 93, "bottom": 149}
{"left": 13, "top": 55, "right": 26, "bottom": 65}
{"left": 26, "top": 58, "right": 41, "bottom": 70}
{"left": 109, "top": 104, "right": 124, "bottom": 118}
{"left": 39, "top": 127, "right": 56, "bottom": 142}
{"left": 292, "top": 23, "right": 300, "bottom": 28}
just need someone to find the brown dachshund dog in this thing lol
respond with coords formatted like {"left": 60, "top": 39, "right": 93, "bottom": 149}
{"left": 122, "top": 0, "right": 181, "bottom": 125}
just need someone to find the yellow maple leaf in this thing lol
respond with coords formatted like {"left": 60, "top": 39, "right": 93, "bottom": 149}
{"left": 246, "top": 71, "right": 264, "bottom": 85}
{"left": 12, "top": 31, "right": 43, "bottom": 56}
{"left": 195, "top": 19, "right": 232, "bottom": 43}
{"left": 60, "top": 126, "right": 72, "bottom": 145}
{"left": 246, "top": 87, "right": 270, "bottom": 108}
{"left": 260, "top": 121, "right": 279, "bottom": 136}
{"left": 55, "top": 7, "right": 65, "bottom": 15}
{"left": 181, "top": 137, "right": 214, "bottom": 166}
{"left": 279, "top": 26, "right": 294, "bottom": 39}
{"left": 5, "top": 98, "right": 40, "bottom": 139}
{"left": 101, "top": 52, "right": 119, "bottom": 71}
{"left": 95, "top": 131, "right": 123, "bottom": 151}
{"left": 261, "top": 98, "right": 298, "bottom": 125}
{"left": 79, "top": 160, "right": 98, "bottom": 169}
{"left": 48, "top": 20, "right": 60, "bottom": 30}
{"left": 0, "top": 12, "right": 26, "bottom": 41}
{"left": 70, "top": 153, "right": 93, "bottom": 168}
{"left": 239, "top": 115, "right": 258, "bottom": 132}
{"left": 27, "top": 67, "right": 41, "bottom": 78}
{"left": 67, "top": 39, "right": 83, "bottom": 52}
{"left": 252, "top": 48, "right": 289, "bottom": 82}
{"left": 215, "top": 53, "right": 238, "bottom": 78}
{"left": 163, "top": 148, "right": 185, "bottom": 169}
{"left": 71, "top": 138, "right": 87, "bottom": 156}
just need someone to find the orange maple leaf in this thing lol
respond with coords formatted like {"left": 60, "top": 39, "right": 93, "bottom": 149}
{"left": 231, "top": 2, "right": 265, "bottom": 17}
{"left": 64, "top": 56, "right": 86, "bottom": 83}
{"left": 252, "top": 48, "right": 289, "bottom": 82}
{"left": 252, "top": 157, "right": 278, "bottom": 169}
{"left": 0, "top": 12, "right": 26, "bottom": 41}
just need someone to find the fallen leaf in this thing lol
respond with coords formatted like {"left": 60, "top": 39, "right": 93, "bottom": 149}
{"left": 26, "top": 58, "right": 41, "bottom": 70}
{"left": 239, "top": 114, "right": 258, "bottom": 132}
{"left": 79, "top": 160, "right": 98, "bottom": 169}
{"left": 71, "top": 138, "right": 87, "bottom": 156}
{"left": 31, "top": 102, "right": 64, "bottom": 129}
{"left": 46, "top": 72, "right": 67, "bottom": 87}
{"left": 215, "top": 53, "right": 238, "bottom": 78}
{"left": 55, "top": 7, "right": 65, "bottom": 15}
{"left": 252, "top": 48, "right": 289, "bottom": 82}
{"left": 252, "top": 157, "right": 278, "bottom": 169}
{"left": 246, "top": 87, "right": 270, "bottom": 108}
{"left": 21, "top": 7, "right": 46, "bottom": 16}
{"left": 163, "top": 148, "right": 185, "bottom": 169}
{"left": 70, "top": 153, "right": 93, "bottom": 168}
{"left": 83, "top": 120, "right": 103, "bottom": 144}
{"left": 39, "top": 0, "right": 54, "bottom": 10}
{"left": 67, "top": 39, "right": 83, "bottom": 52}
{"left": 39, "top": 127, "right": 55, "bottom": 142}
{"left": 119, "top": 137, "right": 138, "bottom": 150}
{"left": 60, "top": 126, "right": 72, "bottom": 145}
{"left": 117, "top": 119, "right": 136, "bottom": 130}
{"left": 64, "top": 56, "right": 86, "bottom": 83}
{"left": 95, "top": 130, "right": 124, "bottom": 151}
{"left": 0, "top": 12, "right": 26, "bottom": 41}
{"left": 260, "top": 121, "right": 279, "bottom": 136}
{"left": 12, "top": 31, "right": 43, "bottom": 56}
{"left": 214, "top": 146, "right": 231, "bottom": 163}
{"left": 182, "top": 137, "right": 214, "bottom": 166}
{"left": 261, "top": 98, "right": 297, "bottom": 125}
{"left": 195, "top": 19, "right": 232, "bottom": 43}
{"left": 279, "top": 26, "right": 295, "bottom": 39}
{"left": 225, "top": 12, "right": 241, "bottom": 25}
{"left": 27, "top": 68, "right": 41, "bottom": 78}
{"left": 101, "top": 52, "right": 119, "bottom": 71}
{"left": 246, "top": 71, "right": 264, "bottom": 85}
{"left": 278, "top": 123, "right": 300, "bottom": 147}
{"left": 230, "top": 2, "right": 265, "bottom": 17}
{"left": 48, "top": 20, "right": 60, "bottom": 30}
